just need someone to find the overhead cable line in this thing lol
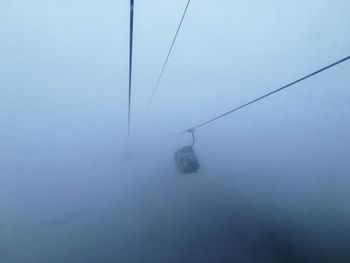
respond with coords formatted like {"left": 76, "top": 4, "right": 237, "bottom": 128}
{"left": 177, "top": 55, "right": 350, "bottom": 134}
{"left": 128, "top": 0, "right": 134, "bottom": 137}
{"left": 147, "top": 0, "right": 191, "bottom": 111}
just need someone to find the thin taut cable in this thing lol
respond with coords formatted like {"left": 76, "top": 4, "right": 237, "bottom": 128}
{"left": 177, "top": 55, "right": 350, "bottom": 134}
{"left": 128, "top": 0, "right": 134, "bottom": 137}
{"left": 147, "top": 0, "right": 191, "bottom": 111}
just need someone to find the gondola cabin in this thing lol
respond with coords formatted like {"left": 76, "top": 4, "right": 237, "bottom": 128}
{"left": 174, "top": 145, "right": 200, "bottom": 174}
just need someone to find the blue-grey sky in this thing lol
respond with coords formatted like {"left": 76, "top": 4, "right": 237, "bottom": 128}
{"left": 1, "top": 0, "right": 350, "bottom": 262}
{"left": 1, "top": 0, "right": 349, "bottom": 139}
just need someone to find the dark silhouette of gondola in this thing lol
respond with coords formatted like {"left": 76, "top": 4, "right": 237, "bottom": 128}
{"left": 174, "top": 129, "right": 200, "bottom": 174}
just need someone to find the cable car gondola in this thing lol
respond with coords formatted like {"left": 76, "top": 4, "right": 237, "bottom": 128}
{"left": 174, "top": 129, "right": 200, "bottom": 174}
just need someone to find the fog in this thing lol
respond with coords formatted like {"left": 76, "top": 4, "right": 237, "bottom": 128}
{"left": 1, "top": 0, "right": 350, "bottom": 262}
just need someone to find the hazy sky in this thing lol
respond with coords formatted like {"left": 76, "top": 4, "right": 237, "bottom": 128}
{"left": 0, "top": 1, "right": 350, "bottom": 262}
{"left": 1, "top": 0, "right": 350, "bottom": 206}
{"left": 1, "top": 0, "right": 349, "bottom": 141}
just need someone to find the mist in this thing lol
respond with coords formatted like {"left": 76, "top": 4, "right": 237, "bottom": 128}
{"left": 1, "top": 0, "right": 350, "bottom": 262}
